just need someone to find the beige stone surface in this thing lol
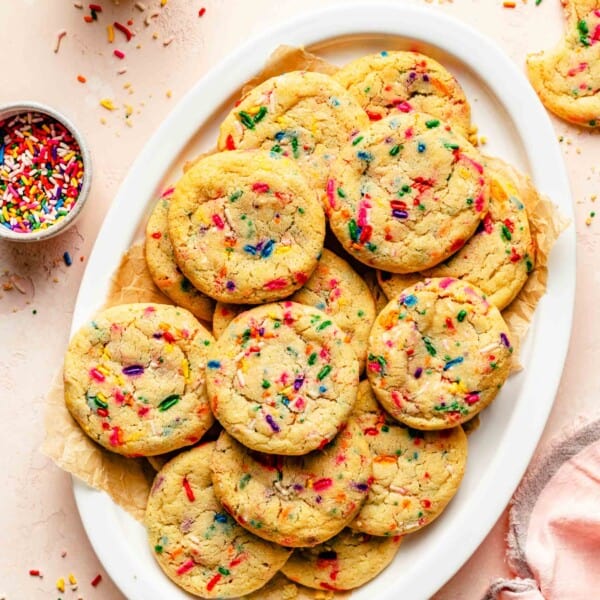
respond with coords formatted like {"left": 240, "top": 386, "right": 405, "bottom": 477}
{"left": 0, "top": 0, "right": 595, "bottom": 598}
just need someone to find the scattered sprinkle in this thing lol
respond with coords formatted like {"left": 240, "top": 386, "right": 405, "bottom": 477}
{"left": 114, "top": 21, "right": 134, "bottom": 42}
{"left": 113, "top": 49, "right": 125, "bottom": 59}
{"left": 199, "top": 7, "right": 206, "bottom": 17}
{"left": 503, "top": 1, "right": 516, "bottom": 7}
{"left": 586, "top": 211, "right": 596, "bottom": 226}
{"left": 63, "top": 251, "right": 73, "bottom": 266}
{"left": 163, "top": 36, "right": 175, "bottom": 47}
{"left": 91, "top": 574, "right": 102, "bottom": 587}
{"left": 77, "top": 74, "right": 87, "bottom": 83}
{"left": 54, "top": 29, "right": 67, "bottom": 54}
{"left": 145, "top": 9, "right": 160, "bottom": 26}
{"left": 100, "top": 98, "right": 116, "bottom": 110}
{"left": 56, "top": 578, "right": 65, "bottom": 593}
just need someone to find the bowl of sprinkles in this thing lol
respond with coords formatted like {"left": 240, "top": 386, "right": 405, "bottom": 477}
{"left": 0, "top": 101, "right": 91, "bottom": 241}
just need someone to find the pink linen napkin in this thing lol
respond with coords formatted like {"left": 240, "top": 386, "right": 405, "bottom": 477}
{"left": 485, "top": 417, "right": 600, "bottom": 600}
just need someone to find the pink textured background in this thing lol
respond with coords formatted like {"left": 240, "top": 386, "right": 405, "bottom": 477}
{"left": 0, "top": 1, "right": 597, "bottom": 598}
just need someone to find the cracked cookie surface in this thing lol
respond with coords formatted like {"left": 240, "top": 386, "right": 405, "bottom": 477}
{"left": 334, "top": 50, "right": 471, "bottom": 136}
{"left": 217, "top": 71, "right": 369, "bottom": 191}
{"left": 210, "top": 425, "right": 372, "bottom": 547}
{"left": 145, "top": 442, "right": 291, "bottom": 598}
{"left": 206, "top": 301, "right": 359, "bottom": 455}
{"left": 63, "top": 303, "right": 215, "bottom": 456}
{"left": 281, "top": 527, "right": 401, "bottom": 591}
{"left": 327, "top": 113, "right": 488, "bottom": 274}
{"left": 350, "top": 381, "right": 467, "bottom": 536}
{"left": 367, "top": 278, "right": 512, "bottom": 430}
{"left": 168, "top": 150, "right": 325, "bottom": 304}
{"left": 377, "top": 157, "right": 536, "bottom": 310}
{"left": 145, "top": 194, "right": 215, "bottom": 321}
{"left": 527, "top": 1, "right": 600, "bottom": 127}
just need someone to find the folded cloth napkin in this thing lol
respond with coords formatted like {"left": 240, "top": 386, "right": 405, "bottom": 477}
{"left": 485, "top": 417, "right": 600, "bottom": 600}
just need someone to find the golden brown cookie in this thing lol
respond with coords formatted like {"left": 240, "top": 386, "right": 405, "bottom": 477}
{"left": 350, "top": 381, "right": 467, "bottom": 535}
{"left": 145, "top": 443, "right": 291, "bottom": 598}
{"left": 328, "top": 113, "right": 488, "bottom": 273}
{"left": 63, "top": 303, "right": 215, "bottom": 456}
{"left": 527, "top": 0, "right": 600, "bottom": 127}
{"left": 335, "top": 50, "right": 471, "bottom": 135}
{"left": 376, "top": 157, "right": 536, "bottom": 310}
{"left": 282, "top": 528, "right": 401, "bottom": 592}
{"left": 217, "top": 71, "right": 369, "bottom": 190}
{"left": 145, "top": 194, "right": 215, "bottom": 321}
{"left": 210, "top": 423, "right": 372, "bottom": 547}
{"left": 367, "top": 278, "right": 513, "bottom": 430}
{"left": 168, "top": 150, "right": 325, "bottom": 304}
{"left": 206, "top": 302, "right": 359, "bottom": 455}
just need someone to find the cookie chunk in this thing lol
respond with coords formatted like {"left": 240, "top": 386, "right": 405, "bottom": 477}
{"left": 282, "top": 528, "right": 401, "bottom": 591}
{"left": 218, "top": 71, "right": 369, "bottom": 190}
{"left": 351, "top": 381, "right": 467, "bottom": 535}
{"left": 328, "top": 113, "right": 488, "bottom": 273}
{"left": 145, "top": 443, "right": 291, "bottom": 598}
{"left": 145, "top": 194, "right": 215, "bottom": 321}
{"left": 206, "top": 302, "right": 359, "bottom": 455}
{"left": 377, "top": 157, "right": 536, "bottom": 310}
{"left": 64, "top": 303, "right": 214, "bottom": 456}
{"left": 527, "top": 0, "right": 600, "bottom": 128}
{"left": 168, "top": 150, "right": 325, "bottom": 304}
{"left": 367, "top": 278, "right": 513, "bottom": 429}
{"left": 210, "top": 425, "right": 372, "bottom": 547}
{"left": 335, "top": 50, "right": 471, "bottom": 135}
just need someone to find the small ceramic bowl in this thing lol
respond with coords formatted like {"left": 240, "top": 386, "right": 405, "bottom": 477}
{"left": 0, "top": 101, "right": 92, "bottom": 242}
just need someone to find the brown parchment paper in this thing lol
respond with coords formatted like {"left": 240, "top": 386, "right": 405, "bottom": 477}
{"left": 42, "top": 45, "right": 566, "bottom": 599}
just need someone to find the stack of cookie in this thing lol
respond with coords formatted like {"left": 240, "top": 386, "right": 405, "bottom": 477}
{"left": 63, "top": 50, "right": 537, "bottom": 598}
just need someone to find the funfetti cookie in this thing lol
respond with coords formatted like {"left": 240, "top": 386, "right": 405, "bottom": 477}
{"left": 210, "top": 424, "right": 372, "bottom": 547}
{"left": 327, "top": 113, "right": 489, "bottom": 274}
{"left": 64, "top": 303, "right": 215, "bottom": 456}
{"left": 217, "top": 71, "right": 369, "bottom": 191}
{"left": 367, "top": 278, "right": 513, "bottom": 430}
{"left": 527, "top": 0, "right": 600, "bottom": 128}
{"left": 290, "top": 249, "right": 376, "bottom": 373}
{"left": 377, "top": 157, "right": 536, "bottom": 311}
{"left": 281, "top": 528, "right": 402, "bottom": 591}
{"left": 168, "top": 150, "right": 325, "bottom": 304}
{"left": 350, "top": 381, "right": 467, "bottom": 536}
{"left": 335, "top": 50, "right": 471, "bottom": 136}
{"left": 205, "top": 301, "right": 359, "bottom": 455}
{"left": 145, "top": 194, "right": 215, "bottom": 321}
{"left": 145, "top": 443, "right": 291, "bottom": 598}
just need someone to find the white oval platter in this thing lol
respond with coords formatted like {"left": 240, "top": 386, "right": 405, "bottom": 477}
{"left": 70, "top": 3, "right": 576, "bottom": 599}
